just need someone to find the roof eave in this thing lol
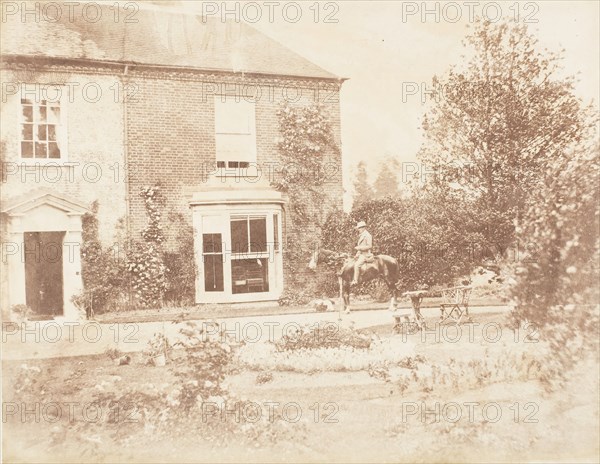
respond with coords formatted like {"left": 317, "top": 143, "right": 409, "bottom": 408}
{"left": 1, "top": 54, "right": 348, "bottom": 83}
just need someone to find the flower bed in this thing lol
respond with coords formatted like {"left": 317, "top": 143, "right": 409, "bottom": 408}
{"left": 236, "top": 337, "right": 417, "bottom": 373}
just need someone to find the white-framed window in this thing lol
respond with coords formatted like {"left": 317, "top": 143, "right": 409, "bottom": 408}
{"left": 193, "top": 205, "right": 284, "bottom": 303}
{"left": 20, "top": 90, "right": 67, "bottom": 161}
{"left": 214, "top": 96, "right": 256, "bottom": 169}
{"left": 230, "top": 214, "right": 269, "bottom": 295}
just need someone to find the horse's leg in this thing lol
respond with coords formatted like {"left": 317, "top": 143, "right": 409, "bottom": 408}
{"left": 337, "top": 276, "right": 344, "bottom": 319}
{"left": 385, "top": 258, "right": 399, "bottom": 312}
{"left": 386, "top": 279, "right": 397, "bottom": 312}
{"left": 343, "top": 280, "right": 351, "bottom": 314}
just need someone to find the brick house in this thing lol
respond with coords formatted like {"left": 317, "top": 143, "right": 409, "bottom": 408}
{"left": 1, "top": 3, "right": 344, "bottom": 319}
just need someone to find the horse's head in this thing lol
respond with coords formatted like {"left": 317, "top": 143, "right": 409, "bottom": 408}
{"left": 308, "top": 245, "right": 320, "bottom": 271}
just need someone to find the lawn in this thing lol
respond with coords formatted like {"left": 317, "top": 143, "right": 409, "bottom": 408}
{"left": 2, "top": 313, "right": 598, "bottom": 463}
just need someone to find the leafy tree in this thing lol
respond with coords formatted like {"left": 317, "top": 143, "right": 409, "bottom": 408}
{"left": 373, "top": 157, "right": 400, "bottom": 199}
{"left": 415, "top": 18, "right": 599, "bottom": 382}
{"left": 352, "top": 161, "right": 374, "bottom": 206}
{"left": 418, "top": 19, "right": 597, "bottom": 255}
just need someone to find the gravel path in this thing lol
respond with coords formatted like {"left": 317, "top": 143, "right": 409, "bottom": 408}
{"left": 2, "top": 305, "right": 508, "bottom": 360}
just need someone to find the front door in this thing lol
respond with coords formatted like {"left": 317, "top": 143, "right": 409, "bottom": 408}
{"left": 24, "top": 231, "right": 64, "bottom": 317}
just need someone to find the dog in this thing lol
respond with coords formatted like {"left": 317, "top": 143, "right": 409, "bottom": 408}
{"left": 313, "top": 298, "right": 336, "bottom": 312}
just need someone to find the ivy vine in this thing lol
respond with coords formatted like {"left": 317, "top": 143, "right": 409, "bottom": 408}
{"left": 274, "top": 102, "right": 339, "bottom": 227}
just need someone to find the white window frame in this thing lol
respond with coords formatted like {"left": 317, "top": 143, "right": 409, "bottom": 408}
{"left": 19, "top": 85, "right": 69, "bottom": 164}
{"left": 229, "top": 213, "right": 270, "bottom": 259}
{"left": 193, "top": 205, "right": 283, "bottom": 304}
{"left": 229, "top": 214, "right": 271, "bottom": 295}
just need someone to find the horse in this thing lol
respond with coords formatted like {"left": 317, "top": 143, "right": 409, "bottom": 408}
{"left": 308, "top": 247, "right": 399, "bottom": 315}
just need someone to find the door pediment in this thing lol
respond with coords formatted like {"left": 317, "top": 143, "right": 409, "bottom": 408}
{"left": 2, "top": 191, "right": 90, "bottom": 232}
{"left": 2, "top": 191, "right": 90, "bottom": 216}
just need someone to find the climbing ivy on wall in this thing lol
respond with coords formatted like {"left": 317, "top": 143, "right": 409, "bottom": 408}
{"left": 274, "top": 102, "right": 339, "bottom": 230}
{"left": 274, "top": 102, "right": 340, "bottom": 302}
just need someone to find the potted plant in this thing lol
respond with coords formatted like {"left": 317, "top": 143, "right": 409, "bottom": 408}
{"left": 146, "top": 332, "right": 170, "bottom": 366}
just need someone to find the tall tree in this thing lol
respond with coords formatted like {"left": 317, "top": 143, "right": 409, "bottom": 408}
{"left": 352, "top": 161, "right": 374, "bottom": 206}
{"left": 373, "top": 157, "right": 400, "bottom": 199}
{"left": 418, "top": 19, "right": 596, "bottom": 255}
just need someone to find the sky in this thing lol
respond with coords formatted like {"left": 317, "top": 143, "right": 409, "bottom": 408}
{"left": 140, "top": 1, "right": 600, "bottom": 208}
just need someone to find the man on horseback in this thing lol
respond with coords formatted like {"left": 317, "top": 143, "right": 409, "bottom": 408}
{"left": 351, "top": 221, "right": 373, "bottom": 285}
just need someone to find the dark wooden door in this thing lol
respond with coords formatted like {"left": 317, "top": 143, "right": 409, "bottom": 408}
{"left": 24, "top": 231, "right": 64, "bottom": 317}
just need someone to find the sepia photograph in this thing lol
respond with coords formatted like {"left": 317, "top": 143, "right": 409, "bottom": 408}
{"left": 1, "top": 0, "right": 599, "bottom": 462}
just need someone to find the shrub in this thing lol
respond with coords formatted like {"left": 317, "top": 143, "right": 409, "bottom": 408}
{"left": 78, "top": 187, "right": 196, "bottom": 312}
{"left": 170, "top": 321, "right": 234, "bottom": 414}
{"left": 162, "top": 212, "right": 196, "bottom": 305}
{"left": 126, "top": 187, "right": 168, "bottom": 307}
{"left": 278, "top": 270, "right": 341, "bottom": 307}
{"left": 255, "top": 372, "right": 274, "bottom": 385}
{"left": 10, "top": 304, "right": 32, "bottom": 321}
{"left": 508, "top": 142, "right": 600, "bottom": 379}
{"left": 126, "top": 240, "right": 167, "bottom": 308}
{"left": 86, "top": 323, "right": 300, "bottom": 447}
{"left": 77, "top": 202, "right": 128, "bottom": 313}
{"left": 277, "top": 289, "right": 313, "bottom": 307}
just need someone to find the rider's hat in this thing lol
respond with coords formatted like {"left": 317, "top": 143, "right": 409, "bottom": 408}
{"left": 355, "top": 221, "right": 367, "bottom": 229}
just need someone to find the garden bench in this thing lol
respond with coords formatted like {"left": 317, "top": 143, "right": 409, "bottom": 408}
{"left": 393, "top": 285, "right": 473, "bottom": 332}
{"left": 439, "top": 285, "right": 473, "bottom": 323}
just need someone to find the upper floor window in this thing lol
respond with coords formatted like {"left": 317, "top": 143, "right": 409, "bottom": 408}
{"left": 214, "top": 96, "right": 256, "bottom": 170}
{"left": 20, "top": 94, "right": 66, "bottom": 160}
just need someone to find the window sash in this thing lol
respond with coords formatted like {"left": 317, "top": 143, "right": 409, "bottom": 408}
{"left": 19, "top": 89, "right": 66, "bottom": 160}
{"left": 230, "top": 215, "right": 268, "bottom": 257}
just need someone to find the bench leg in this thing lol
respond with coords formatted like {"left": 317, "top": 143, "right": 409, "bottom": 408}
{"left": 440, "top": 305, "right": 450, "bottom": 322}
{"left": 410, "top": 296, "right": 425, "bottom": 330}
{"left": 392, "top": 317, "right": 402, "bottom": 334}
{"left": 464, "top": 304, "right": 471, "bottom": 320}
{"left": 440, "top": 305, "right": 464, "bottom": 324}
{"left": 453, "top": 306, "right": 465, "bottom": 324}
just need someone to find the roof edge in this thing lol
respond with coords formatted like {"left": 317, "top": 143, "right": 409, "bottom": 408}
{"left": 1, "top": 54, "right": 349, "bottom": 83}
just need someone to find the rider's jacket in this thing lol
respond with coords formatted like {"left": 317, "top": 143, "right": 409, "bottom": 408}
{"left": 355, "top": 230, "right": 373, "bottom": 256}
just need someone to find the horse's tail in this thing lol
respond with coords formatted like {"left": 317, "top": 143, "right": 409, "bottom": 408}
{"left": 389, "top": 256, "right": 400, "bottom": 295}
{"left": 378, "top": 254, "right": 400, "bottom": 296}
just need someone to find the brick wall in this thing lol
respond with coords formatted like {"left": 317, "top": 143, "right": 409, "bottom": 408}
{"left": 124, "top": 69, "right": 344, "bottom": 289}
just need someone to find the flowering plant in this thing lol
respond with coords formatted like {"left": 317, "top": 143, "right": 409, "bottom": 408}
{"left": 11, "top": 304, "right": 32, "bottom": 317}
{"left": 145, "top": 332, "right": 170, "bottom": 359}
